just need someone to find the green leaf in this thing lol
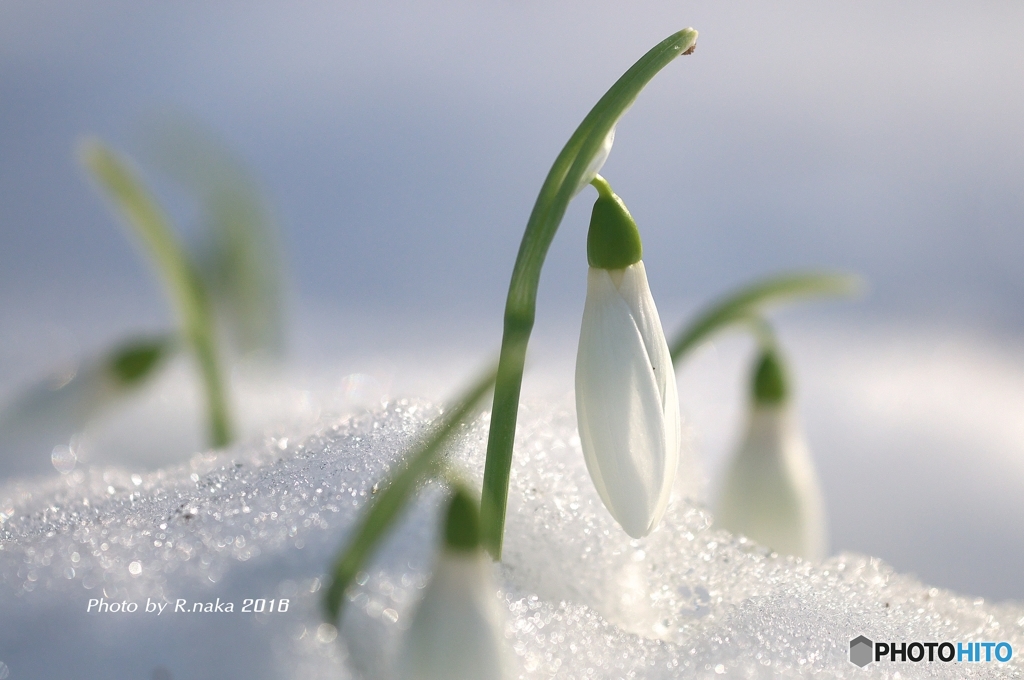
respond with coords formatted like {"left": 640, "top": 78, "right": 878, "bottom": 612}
{"left": 669, "top": 271, "right": 862, "bottom": 364}
{"left": 108, "top": 337, "right": 174, "bottom": 386}
{"left": 322, "top": 366, "right": 497, "bottom": 622}
{"left": 481, "top": 28, "right": 699, "bottom": 560}
{"left": 79, "top": 138, "right": 233, "bottom": 448}
{"left": 0, "top": 336, "right": 176, "bottom": 445}
{"left": 141, "top": 119, "right": 287, "bottom": 359}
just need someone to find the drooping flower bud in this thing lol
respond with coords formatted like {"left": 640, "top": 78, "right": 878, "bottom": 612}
{"left": 715, "top": 348, "right": 826, "bottom": 559}
{"left": 397, "top": 487, "right": 505, "bottom": 680}
{"left": 575, "top": 178, "right": 680, "bottom": 538}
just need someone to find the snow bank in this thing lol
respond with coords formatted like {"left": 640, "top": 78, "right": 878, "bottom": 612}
{"left": 1, "top": 397, "right": 1022, "bottom": 679}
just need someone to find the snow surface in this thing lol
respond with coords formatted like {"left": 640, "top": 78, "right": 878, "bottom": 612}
{"left": 2, "top": 395, "right": 1024, "bottom": 679}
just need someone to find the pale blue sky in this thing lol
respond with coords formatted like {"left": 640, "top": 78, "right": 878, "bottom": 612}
{"left": 2, "top": 1, "right": 1023, "bottom": 358}
{"left": 3, "top": 1, "right": 1024, "bottom": 600}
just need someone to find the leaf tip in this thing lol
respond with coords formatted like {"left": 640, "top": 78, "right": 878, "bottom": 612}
{"left": 678, "top": 27, "right": 698, "bottom": 55}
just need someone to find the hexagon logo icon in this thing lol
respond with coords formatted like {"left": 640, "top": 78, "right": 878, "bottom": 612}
{"left": 849, "top": 635, "right": 874, "bottom": 667}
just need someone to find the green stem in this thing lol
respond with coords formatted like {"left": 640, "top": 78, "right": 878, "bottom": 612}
{"left": 480, "top": 28, "right": 699, "bottom": 560}
{"left": 669, "top": 271, "right": 861, "bottom": 366}
{"left": 590, "top": 174, "right": 615, "bottom": 200}
{"left": 80, "top": 139, "right": 234, "bottom": 448}
{"left": 193, "top": 329, "right": 232, "bottom": 447}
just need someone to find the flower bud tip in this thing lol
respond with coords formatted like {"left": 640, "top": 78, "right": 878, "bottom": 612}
{"left": 586, "top": 180, "right": 642, "bottom": 270}
{"left": 752, "top": 349, "right": 788, "bottom": 405}
{"left": 444, "top": 486, "right": 481, "bottom": 552}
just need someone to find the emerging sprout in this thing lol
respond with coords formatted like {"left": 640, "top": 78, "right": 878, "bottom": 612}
{"left": 79, "top": 138, "right": 233, "bottom": 448}
{"left": 1, "top": 127, "right": 287, "bottom": 459}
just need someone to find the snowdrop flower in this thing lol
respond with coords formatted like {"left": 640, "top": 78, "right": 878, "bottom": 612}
{"left": 575, "top": 177, "right": 680, "bottom": 538}
{"left": 715, "top": 348, "right": 826, "bottom": 559}
{"left": 397, "top": 488, "right": 505, "bottom": 680}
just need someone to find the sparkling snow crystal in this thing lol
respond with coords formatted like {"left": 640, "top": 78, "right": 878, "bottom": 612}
{"left": 1, "top": 398, "right": 1022, "bottom": 679}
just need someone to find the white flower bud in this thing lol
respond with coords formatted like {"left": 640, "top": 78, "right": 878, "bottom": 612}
{"left": 716, "top": 403, "right": 826, "bottom": 560}
{"left": 396, "top": 549, "right": 505, "bottom": 680}
{"left": 575, "top": 261, "right": 681, "bottom": 538}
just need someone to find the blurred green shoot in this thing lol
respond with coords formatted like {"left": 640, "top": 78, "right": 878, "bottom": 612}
{"left": 79, "top": 138, "right": 233, "bottom": 448}
{"left": 481, "top": 28, "right": 699, "bottom": 560}
{"left": 0, "top": 336, "right": 175, "bottom": 447}
{"left": 669, "top": 271, "right": 862, "bottom": 366}
{"left": 322, "top": 365, "right": 497, "bottom": 623}
{"left": 141, "top": 119, "right": 286, "bottom": 360}
{"left": 1, "top": 129, "right": 284, "bottom": 456}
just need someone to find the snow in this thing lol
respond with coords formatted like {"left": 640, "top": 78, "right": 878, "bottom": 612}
{"left": 2, "top": 391, "right": 1024, "bottom": 679}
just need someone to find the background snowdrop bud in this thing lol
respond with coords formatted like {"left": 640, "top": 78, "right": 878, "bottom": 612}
{"left": 715, "top": 348, "right": 827, "bottom": 559}
{"left": 575, "top": 177, "right": 680, "bottom": 538}
{"left": 397, "top": 487, "right": 505, "bottom": 680}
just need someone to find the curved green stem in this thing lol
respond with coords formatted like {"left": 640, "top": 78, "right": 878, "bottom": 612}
{"left": 590, "top": 174, "right": 616, "bottom": 200}
{"left": 669, "top": 271, "right": 861, "bottom": 366}
{"left": 80, "top": 138, "right": 233, "bottom": 448}
{"left": 480, "top": 28, "right": 699, "bottom": 560}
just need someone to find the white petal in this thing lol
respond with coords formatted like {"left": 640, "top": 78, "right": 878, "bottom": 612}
{"left": 572, "top": 127, "right": 615, "bottom": 197}
{"left": 575, "top": 266, "right": 670, "bottom": 538}
{"left": 614, "top": 261, "right": 681, "bottom": 476}
{"left": 613, "top": 262, "right": 680, "bottom": 525}
{"left": 397, "top": 551, "right": 505, "bottom": 680}
{"left": 715, "top": 405, "right": 827, "bottom": 559}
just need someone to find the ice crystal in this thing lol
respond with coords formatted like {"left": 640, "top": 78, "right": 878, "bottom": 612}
{"left": 1, "top": 398, "right": 1022, "bottom": 678}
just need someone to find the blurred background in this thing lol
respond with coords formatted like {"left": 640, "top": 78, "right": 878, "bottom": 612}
{"left": 2, "top": 1, "right": 1024, "bottom": 600}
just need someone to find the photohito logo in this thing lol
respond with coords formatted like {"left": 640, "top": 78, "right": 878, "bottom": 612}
{"left": 849, "top": 636, "right": 1012, "bottom": 667}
